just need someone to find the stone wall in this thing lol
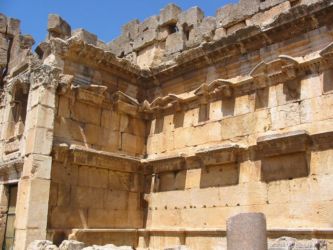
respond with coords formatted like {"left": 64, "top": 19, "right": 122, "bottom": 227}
{"left": 1, "top": 0, "right": 333, "bottom": 249}
{"left": 48, "top": 145, "right": 145, "bottom": 245}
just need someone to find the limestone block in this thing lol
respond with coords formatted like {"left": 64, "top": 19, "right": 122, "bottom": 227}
{"left": 59, "top": 240, "right": 85, "bottom": 250}
{"left": 58, "top": 96, "right": 70, "bottom": 118}
{"left": 0, "top": 48, "right": 7, "bottom": 67}
{"left": 178, "top": 7, "right": 204, "bottom": 27}
{"left": 185, "top": 168, "right": 201, "bottom": 189}
{"left": 247, "top": 1, "right": 291, "bottom": 27}
{"left": 293, "top": 239, "right": 327, "bottom": 250}
{"left": 29, "top": 85, "right": 56, "bottom": 109}
{"left": 15, "top": 178, "right": 50, "bottom": 230}
{"left": 209, "top": 100, "right": 223, "bottom": 121}
{"left": 227, "top": 213, "right": 267, "bottom": 250}
{"left": 57, "top": 183, "right": 71, "bottom": 206}
{"left": 234, "top": 94, "right": 253, "bottom": 116}
{"left": 72, "top": 29, "right": 97, "bottom": 46}
{"left": 78, "top": 166, "right": 108, "bottom": 189}
{"left": 22, "top": 154, "right": 52, "bottom": 180}
{"left": 164, "top": 246, "right": 188, "bottom": 250}
{"left": 71, "top": 186, "right": 104, "bottom": 209}
{"left": 25, "top": 127, "right": 54, "bottom": 155}
{"left": 198, "top": 16, "right": 216, "bottom": 41}
{"left": 7, "top": 18, "right": 20, "bottom": 36}
{"left": 82, "top": 244, "right": 133, "bottom": 250}
{"left": 270, "top": 102, "right": 300, "bottom": 130}
{"left": 121, "top": 133, "right": 145, "bottom": 156}
{"left": 14, "top": 229, "right": 47, "bottom": 250}
{"left": 165, "top": 32, "right": 185, "bottom": 55}
{"left": 216, "top": 1, "right": 259, "bottom": 29}
{"left": 86, "top": 209, "right": 129, "bottom": 228}
{"left": 260, "top": 0, "right": 287, "bottom": 11}
{"left": 54, "top": 117, "right": 84, "bottom": 143}
{"left": 159, "top": 4, "right": 182, "bottom": 26}
{"left": 310, "top": 149, "right": 333, "bottom": 175}
{"left": 49, "top": 206, "right": 88, "bottom": 228}
{"left": 269, "top": 237, "right": 296, "bottom": 250}
{"left": 122, "top": 19, "right": 140, "bottom": 40}
{"left": 71, "top": 102, "right": 101, "bottom": 125}
{"left": 48, "top": 14, "right": 71, "bottom": 39}
{"left": 0, "top": 14, "right": 7, "bottom": 33}
{"left": 52, "top": 162, "right": 78, "bottom": 185}
{"left": 214, "top": 27, "right": 227, "bottom": 40}
{"left": 300, "top": 94, "right": 333, "bottom": 124}
{"left": 100, "top": 129, "right": 119, "bottom": 152}
{"left": 108, "top": 35, "right": 132, "bottom": 57}
{"left": 221, "top": 109, "right": 270, "bottom": 140}
{"left": 27, "top": 105, "right": 55, "bottom": 130}
{"left": 104, "top": 190, "right": 129, "bottom": 210}
{"left": 133, "top": 16, "right": 159, "bottom": 50}
{"left": 27, "top": 240, "right": 53, "bottom": 250}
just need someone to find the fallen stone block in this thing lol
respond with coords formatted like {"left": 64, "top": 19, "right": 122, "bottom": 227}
{"left": 164, "top": 246, "right": 189, "bottom": 250}
{"left": 59, "top": 240, "right": 85, "bottom": 250}
{"left": 269, "top": 237, "right": 296, "bottom": 250}
{"left": 27, "top": 240, "right": 54, "bottom": 250}
{"left": 82, "top": 244, "right": 133, "bottom": 250}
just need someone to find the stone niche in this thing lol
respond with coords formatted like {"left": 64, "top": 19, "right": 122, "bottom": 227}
{"left": 196, "top": 145, "right": 241, "bottom": 188}
{"left": 149, "top": 145, "right": 241, "bottom": 192}
{"left": 256, "top": 130, "right": 311, "bottom": 182}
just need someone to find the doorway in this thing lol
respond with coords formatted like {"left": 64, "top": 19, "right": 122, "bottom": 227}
{"left": 3, "top": 185, "right": 17, "bottom": 250}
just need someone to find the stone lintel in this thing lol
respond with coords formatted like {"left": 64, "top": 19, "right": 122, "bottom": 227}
{"left": 74, "top": 86, "right": 107, "bottom": 106}
{"left": 256, "top": 130, "right": 311, "bottom": 158}
{"left": 0, "top": 158, "right": 24, "bottom": 176}
{"left": 195, "top": 144, "right": 241, "bottom": 166}
{"left": 144, "top": 155, "right": 186, "bottom": 174}
{"left": 53, "top": 144, "right": 142, "bottom": 173}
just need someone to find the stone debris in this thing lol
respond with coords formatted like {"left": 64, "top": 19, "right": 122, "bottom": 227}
{"left": 82, "top": 244, "right": 133, "bottom": 250}
{"left": 269, "top": 237, "right": 327, "bottom": 250}
{"left": 27, "top": 241, "right": 56, "bottom": 250}
{"left": 59, "top": 240, "right": 85, "bottom": 250}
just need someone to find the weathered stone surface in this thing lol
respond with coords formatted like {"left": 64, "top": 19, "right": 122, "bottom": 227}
{"left": 122, "top": 19, "right": 140, "bottom": 40}
{"left": 178, "top": 7, "right": 204, "bottom": 28}
{"left": 72, "top": 28, "right": 97, "bottom": 45}
{"left": 27, "top": 240, "right": 54, "bottom": 250}
{"left": 82, "top": 244, "right": 133, "bottom": 250}
{"left": 159, "top": 4, "right": 182, "bottom": 26}
{"left": 59, "top": 240, "right": 85, "bottom": 250}
{"left": 48, "top": 14, "right": 71, "bottom": 39}
{"left": 164, "top": 246, "right": 189, "bottom": 250}
{"left": 165, "top": 32, "right": 185, "bottom": 55}
{"left": 0, "top": 14, "right": 7, "bottom": 33}
{"left": 216, "top": 1, "right": 259, "bottom": 28}
{"left": 227, "top": 213, "right": 267, "bottom": 250}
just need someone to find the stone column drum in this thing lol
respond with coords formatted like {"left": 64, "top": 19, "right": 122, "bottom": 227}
{"left": 227, "top": 213, "right": 268, "bottom": 250}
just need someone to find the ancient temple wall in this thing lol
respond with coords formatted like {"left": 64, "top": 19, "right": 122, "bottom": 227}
{"left": 47, "top": 145, "right": 145, "bottom": 245}
{"left": 53, "top": 76, "right": 146, "bottom": 157}
{"left": 142, "top": 12, "right": 333, "bottom": 250}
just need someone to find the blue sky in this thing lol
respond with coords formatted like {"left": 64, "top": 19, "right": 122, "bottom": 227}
{"left": 1, "top": 0, "right": 237, "bottom": 47}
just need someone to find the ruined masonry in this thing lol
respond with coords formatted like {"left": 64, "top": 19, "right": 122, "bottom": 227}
{"left": 0, "top": 0, "right": 333, "bottom": 249}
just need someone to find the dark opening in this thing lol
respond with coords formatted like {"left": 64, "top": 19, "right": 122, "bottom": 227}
{"left": 182, "top": 23, "right": 192, "bottom": 41}
{"left": 167, "top": 23, "right": 178, "bottom": 35}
